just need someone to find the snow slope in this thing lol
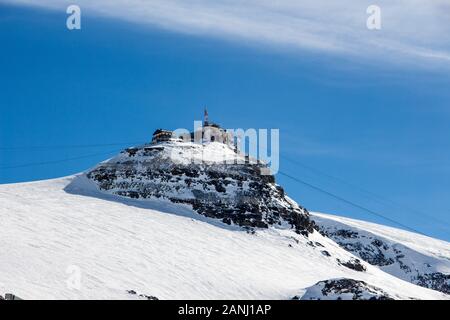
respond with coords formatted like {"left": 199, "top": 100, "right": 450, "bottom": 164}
{"left": 311, "top": 212, "right": 450, "bottom": 294}
{"left": 0, "top": 175, "right": 448, "bottom": 300}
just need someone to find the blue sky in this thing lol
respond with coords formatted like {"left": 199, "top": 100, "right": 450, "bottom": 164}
{"left": 1, "top": 2, "right": 449, "bottom": 240}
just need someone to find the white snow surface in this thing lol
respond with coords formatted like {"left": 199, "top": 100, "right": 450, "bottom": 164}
{"left": 128, "top": 141, "right": 247, "bottom": 165}
{"left": 0, "top": 175, "right": 448, "bottom": 300}
{"left": 311, "top": 212, "right": 450, "bottom": 279}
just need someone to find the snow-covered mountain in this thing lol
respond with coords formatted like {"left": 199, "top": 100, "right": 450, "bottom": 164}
{"left": 311, "top": 213, "right": 450, "bottom": 294}
{"left": 0, "top": 141, "right": 448, "bottom": 300}
{"left": 86, "top": 141, "right": 313, "bottom": 234}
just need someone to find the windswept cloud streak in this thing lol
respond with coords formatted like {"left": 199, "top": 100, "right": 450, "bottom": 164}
{"left": 3, "top": 0, "right": 450, "bottom": 68}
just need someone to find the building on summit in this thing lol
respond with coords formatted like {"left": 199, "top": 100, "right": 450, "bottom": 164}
{"left": 151, "top": 129, "right": 173, "bottom": 143}
{"left": 196, "top": 108, "right": 233, "bottom": 144}
{"left": 151, "top": 108, "right": 233, "bottom": 146}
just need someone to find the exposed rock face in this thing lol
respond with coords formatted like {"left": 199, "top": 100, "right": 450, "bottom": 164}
{"left": 337, "top": 258, "right": 366, "bottom": 272}
{"left": 415, "top": 273, "right": 450, "bottom": 294}
{"left": 294, "top": 278, "right": 396, "bottom": 300}
{"left": 0, "top": 293, "right": 22, "bottom": 300}
{"left": 313, "top": 216, "right": 450, "bottom": 294}
{"left": 87, "top": 141, "right": 315, "bottom": 234}
{"left": 127, "top": 290, "right": 158, "bottom": 300}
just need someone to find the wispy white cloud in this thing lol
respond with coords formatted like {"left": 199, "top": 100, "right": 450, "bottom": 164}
{"left": 3, "top": 0, "right": 450, "bottom": 68}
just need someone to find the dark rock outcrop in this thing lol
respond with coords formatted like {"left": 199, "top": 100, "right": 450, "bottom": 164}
{"left": 127, "top": 290, "right": 158, "bottom": 300}
{"left": 294, "top": 278, "right": 396, "bottom": 300}
{"left": 314, "top": 217, "right": 450, "bottom": 294}
{"left": 87, "top": 142, "right": 315, "bottom": 234}
{"left": 414, "top": 273, "right": 450, "bottom": 294}
{"left": 337, "top": 258, "right": 367, "bottom": 272}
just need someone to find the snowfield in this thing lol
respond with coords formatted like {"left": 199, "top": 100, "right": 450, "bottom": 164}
{"left": 311, "top": 212, "right": 450, "bottom": 294}
{"left": 0, "top": 175, "right": 448, "bottom": 300}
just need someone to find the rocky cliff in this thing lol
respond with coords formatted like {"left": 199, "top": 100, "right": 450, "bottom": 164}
{"left": 87, "top": 141, "right": 315, "bottom": 234}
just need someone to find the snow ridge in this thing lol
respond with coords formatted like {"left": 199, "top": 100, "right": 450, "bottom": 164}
{"left": 311, "top": 213, "right": 450, "bottom": 294}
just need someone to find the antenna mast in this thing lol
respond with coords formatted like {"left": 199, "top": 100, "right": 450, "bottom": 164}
{"left": 204, "top": 107, "right": 209, "bottom": 126}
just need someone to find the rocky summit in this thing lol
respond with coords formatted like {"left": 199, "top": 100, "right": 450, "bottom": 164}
{"left": 87, "top": 141, "right": 315, "bottom": 234}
